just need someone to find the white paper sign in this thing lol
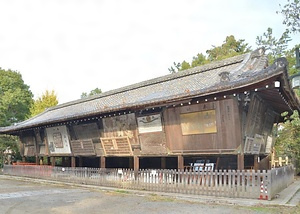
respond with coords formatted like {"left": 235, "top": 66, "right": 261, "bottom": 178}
{"left": 137, "top": 114, "right": 162, "bottom": 133}
{"left": 46, "top": 125, "right": 71, "bottom": 154}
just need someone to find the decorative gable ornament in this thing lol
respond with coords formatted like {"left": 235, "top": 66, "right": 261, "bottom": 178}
{"left": 219, "top": 71, "right": 230, "bottom": 82}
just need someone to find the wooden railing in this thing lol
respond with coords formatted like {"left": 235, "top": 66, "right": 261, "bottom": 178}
{"left": 3, "top": 165, "right": 294, "bottom": 200}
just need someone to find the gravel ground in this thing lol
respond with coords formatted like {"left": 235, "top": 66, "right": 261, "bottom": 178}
{"left": 0, "top": 176, "right": 299, "bottom": 214}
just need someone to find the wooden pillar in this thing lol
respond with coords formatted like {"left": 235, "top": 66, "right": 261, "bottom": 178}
{"left": 161, "top": 157, "right": 166, "bottom": 169}
{"left": 100, "top": 156, "right": 106, "bottom": 168}
{"left": 177, "top": 155, "right": 184, "bottom": 170}
{"left": 71, "top": 156, "right": 76, "bottom": 168}
{"left": 61, "top": 157, "right": 66, "bottom": 167}
{"left": 47, "top": 157, "right": 51, "bottom": 165}
{"left": 78, "top": 157, "right": 83, "bottom": 167}
{"left": 35, "top": 155, "right": 39, "bottom": 165}
{"left": 254, "top": 155, "right": 259, "bottom": 171}
{"left": 51, "top": 157, "right": 56, "bottom": 167}
{"left": 65, "top": 157, "right": 70, "bottom": 167}
{"left": 133, "top": 156, "right": 139, "bottom": 174}
{"left": 237, "top": 154, "right": 244, "bottom": 170}
{"left": 129, "top": 157, "right": 133, "bottom": 169}
{"left": 215, "top": 157, "right": 220, "bottom": 170}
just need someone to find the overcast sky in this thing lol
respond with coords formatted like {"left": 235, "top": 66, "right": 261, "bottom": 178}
{"left": 0, "top": 0, "right": 299, "bottom": 104}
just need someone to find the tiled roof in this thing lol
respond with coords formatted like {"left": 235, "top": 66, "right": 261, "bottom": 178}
{"left": 0, "top": 48, "right": 293, "bottom": 133}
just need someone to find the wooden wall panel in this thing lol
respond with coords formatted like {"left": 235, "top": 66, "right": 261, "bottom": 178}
{"left": 244, "top": 94, "right": 277, "bottom": 153}
{"left": 20, "top": 132, "right": 37, "bottom": 157}
{"left": 163, "top": 107, "right": 183, "bottom": 151}
{"left": 218, "top": 99, "right": 242, "bottom": 150}
{"left": 71, "top": 123, "right": 102, "bottom": 156}
{"left": 164, "top": 99, "right": 241, "bottom": 154}
{"left": 73, "top": 123, "right": 100, "bottom": 140}
{"left": 139, "top": 132, "right": 167, "bottom": 155}
{"left": 136, "top": 113, "right": 167, "bottom": 155}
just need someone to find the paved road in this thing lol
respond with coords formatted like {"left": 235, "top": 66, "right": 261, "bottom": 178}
{"left": 0, "top": 176, "right": 299, "bottom": 214}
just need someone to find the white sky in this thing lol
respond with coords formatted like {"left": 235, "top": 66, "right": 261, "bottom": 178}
{"left": 0, "top": 0, "right": 299, "bottom": 104}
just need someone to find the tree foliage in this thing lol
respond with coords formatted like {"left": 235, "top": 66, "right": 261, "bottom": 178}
{"left": 276, "top": 111, "right": 300, "bottom": 174}
{"left": 81, "top": 87, "right": 102, "bottom": 98}
{"left": 168, "top": 62, "right": 181, "bottom": 73}
{"left": 278, "top": 0, "right": 300, "bottom": 34}
{"left": 168, "top": 35, "right": 251, "bottom": 73}
{"left": 0, "top": 68, "right": 33, "bottom": 126}
{"left": 206, "top": 35, "right": 251, "bottom": 61}
{"left": 256, "top": 28, "right": 291, "bottom": 62}
{"left": 191, "top": 53, "right": 209, "bottom": 68}
{"left": 0, "top": 68, "right": 33, "bottom": 167}
{"left": 0, "top": 135, "right": 20, "bottom": 167}
{"left": 29, "top": 90, "right": 58, "bottom": 117}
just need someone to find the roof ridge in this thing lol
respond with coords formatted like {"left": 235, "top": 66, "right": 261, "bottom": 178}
{"left": 47, "top": 51, "right": 251, "bottom": 112}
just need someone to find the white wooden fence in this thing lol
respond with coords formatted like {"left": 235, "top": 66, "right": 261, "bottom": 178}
{"left": 3, "top": 165, "right": 294, "bottom": 200}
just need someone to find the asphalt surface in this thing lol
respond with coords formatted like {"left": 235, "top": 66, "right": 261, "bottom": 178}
{"left": 0, "top": 174, "right": 299, "bottom": 214}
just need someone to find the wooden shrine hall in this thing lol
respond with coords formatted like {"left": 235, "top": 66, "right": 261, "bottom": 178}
{"left": 1, "top": 48, "right": 299, "bottom": 171}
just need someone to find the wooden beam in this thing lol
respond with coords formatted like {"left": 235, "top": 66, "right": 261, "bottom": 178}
{"left": 237, "top": 154, "right": 244, "bottom": 170}
{"left": 78, "top": 157, "right": 83, "bottom": 167}
{"left": 215, "top": 157, "right": 220, "bottom": 170}
{"left": 133, "top": 156, "right": 139, "bottom": 174}
{"left": 71, "top": 156, "right": 76, "bottom": 168}
{"left": 35, "top": 155, "right": 39, "bottom": 165}
{"left": 177, "top": 155, "right": 184, "bottom": 170}
{"left": 61, "top": 157, "right": 66, "bottom": 167}
{"left": 129, "top": 157, "right": 133, "bottom": 169}
{"left": 161, "top": 157, "right": 166, "bottom": 169}
{"left": 254, "top": 155, "right": 259, "bottom": 171}
{"left": 51, "top": 157, "right": 56, "bottom": 167}
{"left": 100, "top": 156, "right": 106, "bottom": 168}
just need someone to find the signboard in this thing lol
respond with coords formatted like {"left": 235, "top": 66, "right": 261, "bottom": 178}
{"left": 137, "top": 114, "right": 163, "bottom": 133}
{"left": 244, "top": 134, "right": 263, "bottom": 154}
{"left": 265, "top": 136, "right": 273, "bottom": 154}
{"left": 46, "top": 125, "right": 71, "bottom": 155}
{"left": 180, "top": 110, "right": 217, "bottom": 135}
{"left": 254, "top": 134, "right": 264, "bottom": 154}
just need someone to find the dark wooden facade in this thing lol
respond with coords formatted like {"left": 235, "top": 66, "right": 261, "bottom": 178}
{"left": 1, "top": 48, "right": 299, "bottom": 171}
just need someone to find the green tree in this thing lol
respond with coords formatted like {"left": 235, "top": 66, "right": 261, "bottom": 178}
{"left": 81, "top": 87, "right": 102, "bottom": 98}
{"left": 0, "top": 68, "right": 33, "bottom": 167}
{"left": 278, "top": 0, "right": 300, "bottom": 34}
{"left": 206, "top": 35, "right": 251, "bottom": 61}
{"left": 0, "top": 135, "right": 20, "bottom": 167}
{"left": 256, "top": 28, "right": 291, "bottom": 64}
{"left": 0, "top": 68, "right": 33, "bottom": 126}
{"left": 180, "top": 61, "right": 191, "bottom": 70}
{"left": 276, "top": 111, "right": 300, "bottom": 174}
{"left": 191, "top": 53, "right": 209, "bottom": 68}
{"left": 29, "top": 90, "right": 58, "bottom": 117}
{"left": 168, "top": 62, "right": 181, "bottom": 73}
{"left": 168, "top": 35, "right": 251, "bottom": 73}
